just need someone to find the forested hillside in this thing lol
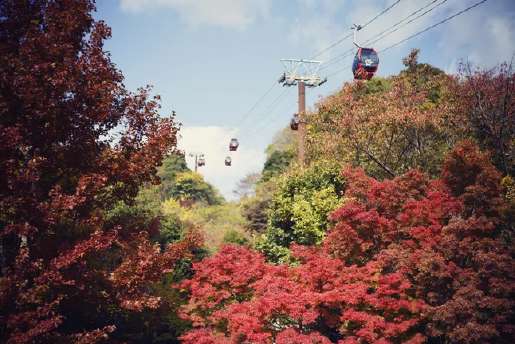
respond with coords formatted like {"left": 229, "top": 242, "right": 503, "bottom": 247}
{"left": 197, "top": 50, "right": 515, "bottom": 343}
{"left": 1, "top": 1, "right": 513, "bottom": 344}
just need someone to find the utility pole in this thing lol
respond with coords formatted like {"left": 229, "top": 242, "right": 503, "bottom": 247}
{"left": 278, "top": 59, "right": 327, "bottom": 166}
{"left": 188, "top": 152, "right": 203, "bottom": 172}
{"left": 298, "top": 81, "right": 306, "bottom": 165}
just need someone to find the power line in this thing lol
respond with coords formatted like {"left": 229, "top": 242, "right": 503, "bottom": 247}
{"left": 247, "top": 87, "right": 292, "bottom": 136}
{"left": 238, "top": 81, "right": 277, "bottom": 128}
{"left": 368, "top": 0, "right": 448, "bottom": 49}
{"left": 380, "top": 0, "right": 488, "bottom": 53}
{"left": 246, "top": 57, "right": 326, "bottom": 139}
{"left": 361, "top": 0, "right": 402, "bottom": 30}
{"left": 321, "top": 0, "right": 447, "bottom": 71}
{"left": 320, "top": 50, "right": 354, "bottom": 71}
{"left": 325, "top": 62, "right": 353, "bottom": 79}
{"left": 265, "top": 87, "right": 290, "bottom": 113}
{"left": 310, "top": 32, "right": 353, "bottom": 59}
{"left": 250, "top": 94, "right": 292, "bottom": 136}
{"left": 310, "top": 0, "right": 402, "bottom": 59}
{"left": 325, "top": 0, "right": 489, "bottom": 78}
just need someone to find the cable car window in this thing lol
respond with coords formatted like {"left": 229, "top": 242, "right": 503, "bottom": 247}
{"left": 361, "top": 49, "right": 379, "bottom": 65}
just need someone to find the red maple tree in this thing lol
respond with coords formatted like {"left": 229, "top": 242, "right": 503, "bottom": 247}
{"left": 0, "top": 1, "right": 200, "bottom": 342}
{"left": 452, "top": 62, "right": 515, "bottom": 176}
{"left": 179, "top": 141, "right": 514, "bottom": 343}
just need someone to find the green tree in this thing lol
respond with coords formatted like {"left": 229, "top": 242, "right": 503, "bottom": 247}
{"left": 171, "top": 171, "right": 224, "bottom": 206}
{"left": 256, "top": 160, "right": 345, "bottom": 262}
{"left": 163, "top": 200, "right": 248, "bottom": 252}
{"left": 157, "top": 152, "right": 190, "bottom": 200}
{"left": 240, "top": 126, "right": 296, "bottom": 234}
{"left": 261, "top": 149, "right": 295, "bottom": 182}
{"left": 261, "top": 127, "right": 296, "bottom": 182}
{"left": 265, "top": 126, "right": 297, "bottom": 155}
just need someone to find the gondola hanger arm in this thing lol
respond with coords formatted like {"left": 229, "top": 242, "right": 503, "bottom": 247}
{"left": 352, "top": 24, "right": 362, "bottom": 48}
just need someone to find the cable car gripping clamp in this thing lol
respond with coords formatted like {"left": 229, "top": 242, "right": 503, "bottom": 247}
{"left": 352, "top": 24, "right": 362, "bottom": 48}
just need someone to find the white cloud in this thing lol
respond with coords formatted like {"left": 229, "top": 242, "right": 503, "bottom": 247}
{"left": 119, "top": 0, "right": 271, "bottom": 29}
{"left": 438, "top": 1, "right": 515, "bottom": 67}
{"left": 177, "top": 126, "right": 265, "bottom": 200}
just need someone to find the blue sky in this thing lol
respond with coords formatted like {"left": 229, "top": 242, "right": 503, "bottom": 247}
{"left": 95, "top": 0, "right": 515, "bottom": 199}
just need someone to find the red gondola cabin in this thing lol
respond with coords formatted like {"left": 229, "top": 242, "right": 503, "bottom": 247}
{"left": 290, "top": 113, "right": 299, "bottom": 131}
{"left": 229, "top": 138, "right": 239, "bottom": 151}
{"left": 198, "top": 154, "right": 205, "bottom": 167}
{"left": 352, "top": 47, "right": 379, "bottom": 80}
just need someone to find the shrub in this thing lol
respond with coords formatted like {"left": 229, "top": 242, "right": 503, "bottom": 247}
{"left": 222, "top": 229, "right": 249, "bottom": 246}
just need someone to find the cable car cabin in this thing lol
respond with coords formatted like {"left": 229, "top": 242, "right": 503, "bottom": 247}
{"left": 352, "top": 48, "right": 379, "bottom": 80}
{"left": 198, "top": 155, "right": 205, "bottom": 167}
{"left": 290, "top": 113, "right": 299, "bottom": 131}
{"left": 225, "top": 156, "right": 232, "bottom": 166}
{"left": 229, "top": 138, "right": 239, "bottom": 151}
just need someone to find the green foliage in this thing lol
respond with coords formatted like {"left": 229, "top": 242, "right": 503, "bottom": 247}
{"left": 106, "top": 158, "right": 224, "bottom": 250}
{"left": 264, "top": 127, "right": 297, "bottom": 156}
{"left": 502, "top": 175, "right": 515, "bottom": 203}
{"left": 162, "top": 200, "right": 248, "bottom": 252}
{"left": 222, "top": 229, "right": 249, "bottom": 246}
{"left": 171, "top": 171, "right": 224, "bottom": 206}
{"left": 239, "top": 126, "right": 296, "bottom": 234}
{"left": 157, "top": 152, "right": 225, "bottom": 206}
{"left": 158, "top": 153, "right": 190, "bottom": 200}
{"left": 106, "top": 152, "right": 228, "bottom": 254}
{"left": 252, "top": 236, "right": 291, "bottom": 264}
{"left": 289, "top": 187, "right": 341, "bottom": 244}
{"left": 356, "top": 76, "right": 392, "bottom": 95}
{"left": 261, "top": 127, "right": 296, "bottom": 183}
{"left": 159, "top": 199, "right": 186, "bottom": 247}
{"left": 106, "top": 187, "right": 185, "bottom": 249}
{"left": 106, "top": 186, "right": 161, "bottom": 233}
{"left": 256, "top": 160, "right": 345, "bottom": 263}
{"left": 401, "top": 48, "right": 444, "bottom": 77}
{"left": 401, "top": 55, "right": 446, "bottom": 105}
{"left": 261, "top": 149, "right": 295, "bottom": 182}
{"left": 189, "top": 203, "right": 248, "bottom": 251}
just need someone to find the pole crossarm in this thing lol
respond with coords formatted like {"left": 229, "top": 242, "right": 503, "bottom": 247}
{"left": 278, "top": 59, "right": 327, "bottom": 87}
{"left": 188, "top": 152, "right": 204, "bottom": 172}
